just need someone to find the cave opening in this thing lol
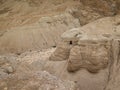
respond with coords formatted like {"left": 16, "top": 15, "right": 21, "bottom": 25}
{"left": 70, "top": 41, "right": 73, "bottom": 45}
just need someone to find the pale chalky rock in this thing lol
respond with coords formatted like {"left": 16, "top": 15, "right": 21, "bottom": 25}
{"left": 67, "top": 35, "right": 111, "bottom": 73}
{"left": 49, "top": 42, "right": 72, "bottom": 61}
{"left": 49, "top": 28, "right": 83, "bottom": 61}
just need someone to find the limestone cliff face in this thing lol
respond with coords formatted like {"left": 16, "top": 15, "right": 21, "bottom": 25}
{"left": 49, "top": 16, "right": 120, "bottom": 90}
{"left": 1, "top": 1, "right": 120, "bottom": 90}
{"left": 105, "top": 40, "right": 120, "bottom": 90}
{"left": 1, "top": 0, "right": 120, "bottom": 54}
{"left": 67, "top": 38, "right": 111, "bottom": 73}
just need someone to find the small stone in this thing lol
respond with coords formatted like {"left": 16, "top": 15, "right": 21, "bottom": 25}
{"left": 6, "top": 66, "right": 14, "bottom": 74}
{"left": 4, "top": 87, "right": 7, "bottom": 90}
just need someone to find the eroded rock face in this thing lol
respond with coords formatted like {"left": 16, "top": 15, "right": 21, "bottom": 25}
{"left": 0, "top": 13, "right": 80, "bottom": 54}
{"left": 50, "top": 33, "right": 112, "bottom": 73}
{"left": 49, "top": 42, "right": 72, "bottom": 61}
{"left": 49, "top": 28, "right": 83, "bottom": 61}
{"left": 67, "top": 36, "right": 111, "bottom": 73}
{"left": 105, "top": 39, "right": 120, "bottom": 90}
{"left": 49, "top": 16, "right": 120, "bottom": 90}
{"left": 50, "top": 15, "right": 120, "bottom": 73}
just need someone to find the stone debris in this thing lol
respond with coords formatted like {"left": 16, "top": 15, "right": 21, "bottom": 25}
{"left": 0, "top": 71, "right": 76, "bottom": 90}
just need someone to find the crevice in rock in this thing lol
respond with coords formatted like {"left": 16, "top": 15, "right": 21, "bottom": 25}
{"left": 0, "top": 30, "right": 7, "bottom": 37}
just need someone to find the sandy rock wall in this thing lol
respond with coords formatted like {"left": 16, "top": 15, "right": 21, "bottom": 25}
{"left": 49, "top": 16, "right": 120, "bottom": 90}
{"left": 105, "top": 39, "right": 120, "bottom": 90}
{"left": 67, "top": 39, "right": 111, "bottom": 73}
{"left": 50, "top": 31, "right": 112, "bottom": 73}
{"left": 0, "top": 13, "right": 80, "bottom": 54}
{"left": 1, "top": 0, "right": 120, "bottom": 54}
{"left": 49, "top": 42, "right": 72, "bottom": 61}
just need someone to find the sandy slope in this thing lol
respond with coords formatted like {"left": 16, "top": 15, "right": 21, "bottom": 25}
{"left": 0, "top": 0, "right": 79, "bottom": 30}
{"left": 0, "top": 0, "right": 81, "bottom": 54}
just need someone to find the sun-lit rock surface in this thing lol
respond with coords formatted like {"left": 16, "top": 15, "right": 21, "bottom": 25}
{"left": 1, "top": 0, "right": 120, "bottom": 90}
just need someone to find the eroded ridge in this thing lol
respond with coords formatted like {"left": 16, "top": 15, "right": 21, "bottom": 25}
{"left": 50, "top": 28, "right": 120, "bottom": 74}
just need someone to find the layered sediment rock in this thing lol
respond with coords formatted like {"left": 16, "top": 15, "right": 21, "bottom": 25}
{"left": 50, "top": 17, "right": 120, "bottom": 72}
{"left": 105, "top": 39, "right": 120, "bottom": 90}
{"left": 67, "top": 35, "right": 111, "bottom": 73}
{"left": 49, "top": 16, "right": 120, "bottom": 90}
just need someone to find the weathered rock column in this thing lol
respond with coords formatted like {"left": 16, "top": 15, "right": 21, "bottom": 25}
{"left": 105, "top": 39, "right": 120, "bottom": 90}
{"left": 67, "top": 35, "right": 111, "bottom": 73}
